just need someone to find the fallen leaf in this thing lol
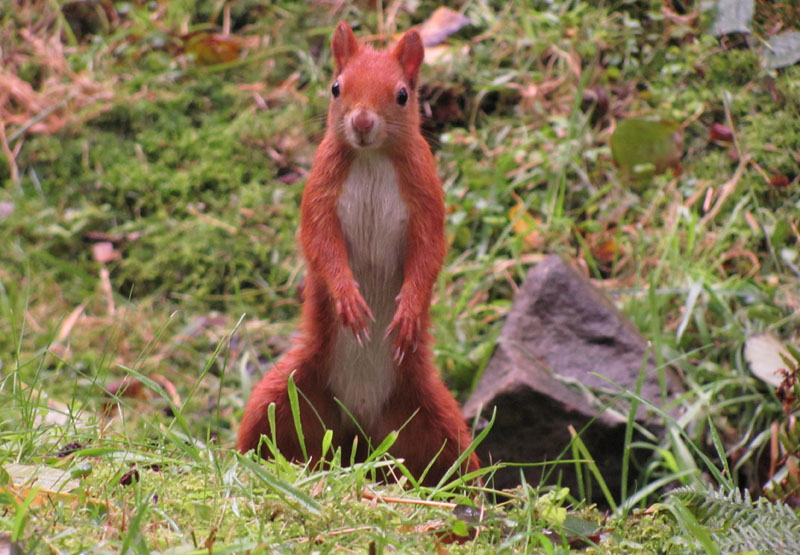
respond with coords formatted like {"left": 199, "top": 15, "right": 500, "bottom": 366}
{"left": 745, "top": 333, "right": 792, "bottom": 388}
{"left": 762, "top": 31, "right": 800, "bottom": 70}
{"left": 105, "top": 376, "right": 144, "bottom": 400}
{"left": 769, "top": 175, "right": 790, "bottom": 188}
{"left": 418, "top": 7, "right": 470, "bottom": 47}
{"left": 610, "top": 118, "right": 683, "bottom": 177}
{"left": 119, "top": 468, "right": 139, "bottom": 486}
{"left": 591, "top": 236, "right": 619, "bottom": 264}
{"left": 709, "top": 122, "right": 734, "bottom": 142}
{"left": 712, "top": 0, "right": 754, "bottom": 37}
{"left": 2, "top": 463, "right": 79, "bottom": 504}
{"left": 509, "top": 202, "right": 544, "bottom": 250}
{"left": 183, "top": 32, "right": 240, "bottom": 66}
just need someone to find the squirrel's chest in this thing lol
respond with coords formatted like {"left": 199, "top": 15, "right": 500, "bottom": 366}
{"left": 336, "top": 156, "right": 409, "bottom": 278}
{"left": 330, "top": 156, "right": 408, "bottom": 428}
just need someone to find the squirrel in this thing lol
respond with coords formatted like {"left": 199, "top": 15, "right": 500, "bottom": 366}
{"left": 238, "top": 22, "right": 480, "bottom": 485}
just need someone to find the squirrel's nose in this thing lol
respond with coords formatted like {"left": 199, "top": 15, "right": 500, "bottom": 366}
{"left": 352, "top": 110, "right": 375, "bottom": 134}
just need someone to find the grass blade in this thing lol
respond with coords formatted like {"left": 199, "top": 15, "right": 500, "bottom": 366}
{"left": 236, "top": 453, "right": 321, "bottom": 516}
{"left": 286, "top": 372, "right": 308, "bottom": 462}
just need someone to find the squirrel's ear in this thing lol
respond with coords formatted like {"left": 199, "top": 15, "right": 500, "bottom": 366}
{"left": 332, "top": 22, "right": 359, "bottom": 74}
{"left": 393, "top": 29, "right": 424, "bottom": 89}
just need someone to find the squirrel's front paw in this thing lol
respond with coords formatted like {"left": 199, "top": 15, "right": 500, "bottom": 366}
{"left": 385, "top": 298, "right": 420, "bottom": 365}
{"left": 335, "top": 282, "right": 374, "bottom": 344}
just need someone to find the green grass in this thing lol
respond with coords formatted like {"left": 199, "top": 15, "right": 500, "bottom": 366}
{"left": 2, "top": 0, "right": 800, "bottom": 551}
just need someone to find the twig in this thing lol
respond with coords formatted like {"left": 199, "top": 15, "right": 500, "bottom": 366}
{"left": 186, "top": 204, "right": 238, "bottom": 235}
{"left": 222, "top": 3, "right": 231, "bottom": 36}
{"left": 361, "top": 489, "right": 457, "bottom": 509}
{"left": 0, "top": 122, "right": 19, "bottom": 184}
{"left": 293, "top": 526, "right": 374, "bottom": 544}
{"left": 8, "top": 92, "right": 76, "bottom": 146}
{"left": 699, "top": 154, "right": 750, "bottom": 227}
{"left": 784, "top": 258, "right": 800, "bottom": 280}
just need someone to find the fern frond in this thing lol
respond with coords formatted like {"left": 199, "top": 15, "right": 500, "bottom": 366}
{"left": 667, "top": 485, "right": 800, "bottom": 553}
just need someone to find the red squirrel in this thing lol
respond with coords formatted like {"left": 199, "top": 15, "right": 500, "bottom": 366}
{"left": 238, "top": 22, "right": 480, "bottom": 485}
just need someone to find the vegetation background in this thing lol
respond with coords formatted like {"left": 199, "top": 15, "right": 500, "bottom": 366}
{"left": 1, "top": 0, "right": 799, "bottom": 552}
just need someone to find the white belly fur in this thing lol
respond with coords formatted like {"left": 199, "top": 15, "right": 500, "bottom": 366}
{"left": 329, "top": 154, "right": 408, "bottom": 429}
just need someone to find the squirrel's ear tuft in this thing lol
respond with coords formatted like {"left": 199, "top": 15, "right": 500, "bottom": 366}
{"left": 393, "top": 30, "right": 424, "bottom": 89}
{"left": 332, "top": 22, "right": 359, "bottom": 75}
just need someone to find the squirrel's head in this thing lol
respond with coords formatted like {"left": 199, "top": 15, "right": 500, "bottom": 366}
{"left": 328, "top": 22, "right": 424, "bottom": 151}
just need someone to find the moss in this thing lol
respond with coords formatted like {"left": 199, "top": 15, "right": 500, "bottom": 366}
{"left": 706, "top": 49, "right": 760, "bottom": 88}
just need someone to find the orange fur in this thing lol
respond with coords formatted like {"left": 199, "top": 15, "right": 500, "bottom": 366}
{"left": 238, "top": 22, "right": 479, "bottom": 485}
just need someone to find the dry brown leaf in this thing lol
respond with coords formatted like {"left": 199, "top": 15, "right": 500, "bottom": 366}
{"left": 105, "top": 375, "right": 145, "bottom": 400}
{"left": 183, "top": 32, "right": 241, "bottom": 65}
{"left": 418, "top": 7, "right": 470, "bottom": 47}
{"left": 710, "top": 122, "right": 734, "bottom": 142}
{"left": 509, "top": 201, "right": 544, "bottom": 251}
{"left": 745, "top": 333, "right": 793, "bottom": 388}
{"left": 2, "top": 463, "right": 79, "bottom": 506}
{"left": 591, "top": 236, "right": 620, "bottom": 264}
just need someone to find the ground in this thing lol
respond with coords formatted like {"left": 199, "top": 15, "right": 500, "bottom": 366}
{"left": 1, "top": 0, "right": 799, "bottom": 551}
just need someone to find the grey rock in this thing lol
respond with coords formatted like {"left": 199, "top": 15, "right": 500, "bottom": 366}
{"left": 463, "top": 255, "right": 680, "bottom": 495}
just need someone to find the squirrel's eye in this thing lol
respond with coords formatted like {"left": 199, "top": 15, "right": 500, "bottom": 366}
{"left": 396, "top": 87, "right": 408, "bottom": 106}
{"left": 331, "top": 81, "right": 340, "bottom": 98}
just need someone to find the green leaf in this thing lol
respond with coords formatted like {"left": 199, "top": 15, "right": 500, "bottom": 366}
{"left": 364, "top": 431, "right": 398, "bottom": 463}
{"left": 534, "top": 532, "right": 556, "bottom": 555}
{"left": 610, "top": 118, "right": 683, "bottom": 177}
{"left": 451, "top": 518, "right": 470, "bottom": 538}
{"left": 320, "top": 429, "right": 333, "bottom": 461}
